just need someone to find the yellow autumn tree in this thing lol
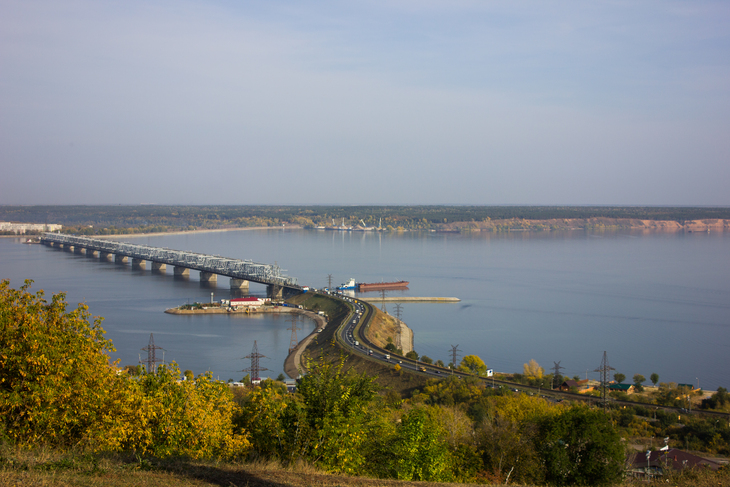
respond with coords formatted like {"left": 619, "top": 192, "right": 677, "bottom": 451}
{"left": 523, "top": 359, "right": 544, "bottom": 379}
{"left": 0, "top": 279, "right": 118, "bottom": 447}
{"left": 0, "top": 279, "right": 249, "bottom": 458}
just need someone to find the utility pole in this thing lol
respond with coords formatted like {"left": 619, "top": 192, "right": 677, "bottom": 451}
{"left": 552, "top": 361, "right": 565, "bottom": 390}
{"left": 594, "top": 351, "right": 615, "bottom": 411}
{"left": 450, "top": 344, "right": 461, "bottom": 373}
{"left": 140, "top": 333, "right": 164, "bottom": 373}
{"left": 242, "top": 340, "right": 268, "bottom": 383}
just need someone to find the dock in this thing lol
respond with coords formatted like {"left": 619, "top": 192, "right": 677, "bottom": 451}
{"left": 360, "top": 297, "right": 460, "bottom": 303}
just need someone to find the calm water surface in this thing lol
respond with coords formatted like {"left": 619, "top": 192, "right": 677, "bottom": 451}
{"left": 1, "top": 229, "right": 728, "bottom": 389}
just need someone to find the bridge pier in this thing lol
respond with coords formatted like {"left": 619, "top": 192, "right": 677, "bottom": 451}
{"left": 74, "top": 246, "right": 84, "bottom": 254}
{"left": 132, "top": 258, "right": 146, "bottom": 270}
{"left": 65, "top": 245, "right": 74, "bottom": 252}
{"left": 230, "top": 278, "right": 249, "bottom": 292}
{"left": 200, "top": 271, "right": 217, "bottom": 284}
{"left": 87, "top": 249, "right": 99, "bottom": 258}
{"left": 100, "top": 251, "right": 113, "bottom": 262}
{"left": 267, "top": 284, "right": 283, "bottom": 299}
{"left": 151, "top": 262, "right": 166, "bottom": 273}
{"left": 115, "top": 254, "right": 128, "bottom": 264}
{"left": 173, "top": 266, "right": 189, "bottom": 278}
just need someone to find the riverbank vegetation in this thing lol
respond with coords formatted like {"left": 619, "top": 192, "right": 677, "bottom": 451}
{"left": 3, "top": 205, "right": 730, "bottom": 235}
{"left": 2, "top": 280, "right": 729, "bottom": 486}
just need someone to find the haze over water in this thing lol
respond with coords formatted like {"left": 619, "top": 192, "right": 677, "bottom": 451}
{"left": 2, "top": 228, "right": 728, "bottom": 390}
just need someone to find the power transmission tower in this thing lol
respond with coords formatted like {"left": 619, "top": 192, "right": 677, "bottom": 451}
{"left": 393, "top": 303, "right": 403, "bottom": 350}
{"left": 380, "top": 289, "right": 387, "bottom": 312}
{"left": 327, "top": 274, "right": 333, "bottom": 290}
{"left": 288, "top": 315, "right": 300, "bottom": 354}
{"left": 594, "top": 351, "right": 615, "bottom": 411}
{"left": 552, "top": 361, "right": 565, "bottom": 390}
{"left": 242, "top": 340, "right": 268, "bottom": 382}
{"left": 140, "top": 333, "right": 164, "bottom": 373}
{"left": 450, "top": 344, "right": 461, "bottom": 371}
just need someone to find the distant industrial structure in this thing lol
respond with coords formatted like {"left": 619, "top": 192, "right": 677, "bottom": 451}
{"left": 0, "top": 222, "right": 62, "bottom": 234}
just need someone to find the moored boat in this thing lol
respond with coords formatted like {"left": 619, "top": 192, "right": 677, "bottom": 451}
{"left": 357, "top": 280, "right": 409, "bottom": 292}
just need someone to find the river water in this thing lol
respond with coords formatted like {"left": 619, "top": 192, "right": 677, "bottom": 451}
{"left": 1, "top": 228, "right": 728, "bottom": 390}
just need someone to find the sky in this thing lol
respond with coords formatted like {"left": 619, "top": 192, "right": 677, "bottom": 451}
{"left": 1, "top": 0, "right": 729, "bottom": 206}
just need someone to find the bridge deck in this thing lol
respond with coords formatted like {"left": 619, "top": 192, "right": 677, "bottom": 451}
{"left": 41, "top": 233, "right": 300, "bottom": 289}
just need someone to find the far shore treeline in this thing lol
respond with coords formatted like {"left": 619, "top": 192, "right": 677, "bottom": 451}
{"left": 2, "top": 205, "right": 730, "bottom": 235}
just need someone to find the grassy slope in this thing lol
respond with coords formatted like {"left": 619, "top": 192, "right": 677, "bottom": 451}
{"left": 287, "top": 293, "right": 431, "bottom": 398}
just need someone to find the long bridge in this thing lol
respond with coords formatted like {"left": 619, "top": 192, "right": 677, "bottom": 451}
{"left": 40, "top": 233, "right": 301, "bottom": 298}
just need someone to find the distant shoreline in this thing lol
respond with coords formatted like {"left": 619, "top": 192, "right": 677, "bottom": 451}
{"left": 3, "top": 217, "right": 729, "bottom": 239}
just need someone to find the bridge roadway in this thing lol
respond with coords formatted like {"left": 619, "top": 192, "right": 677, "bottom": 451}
{"left": 40, "top": 233, "right": 301, "bottom": 298}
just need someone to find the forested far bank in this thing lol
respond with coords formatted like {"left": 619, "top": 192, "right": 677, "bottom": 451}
{"left": 2, "top": 205, "right": 730, "bottom": 235}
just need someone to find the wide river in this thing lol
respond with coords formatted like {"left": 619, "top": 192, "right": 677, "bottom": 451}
{"left": 1, "top": 228, "right": 728, "bottom": 390}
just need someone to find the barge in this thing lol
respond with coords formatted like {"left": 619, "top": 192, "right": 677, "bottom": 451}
{"left": 336, "top": 279, "right": 410, "bottom": 292}
{"left": 357, "top": 280, "right": 409, "bottom": 292}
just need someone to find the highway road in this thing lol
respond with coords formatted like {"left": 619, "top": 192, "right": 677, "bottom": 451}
{"left": 322, "top": 291, "right": 728, "bottom": 419}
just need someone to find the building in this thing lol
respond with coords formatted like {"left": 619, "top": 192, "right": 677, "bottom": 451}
{"left": 229, "top": 297, "right": 266, "bottom": 309}
{"left": 0, "top": 222, "right": 62, "bottom": 234}
{"left": 628, "top": 448, "right": 722, "bottom": 478}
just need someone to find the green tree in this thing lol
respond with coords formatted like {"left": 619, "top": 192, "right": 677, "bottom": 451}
{"left": 405, "top": 350, "right": 419, "bottom": 360}
{"left": 294, "top": 355, "right": 379, "bottom": 474}
{"left": 420, "top": 355, "right": 433, "bottom": 364}
{"left": 459, "top": 355, "right": 487, "bottom": 376}
{"left": 614, "top": 373, "right": 626, "bottom": 384}
{"left": 536, "top": 406, "right": 625, "bottom": 486}
{"left": 390, "top": 406, "right": 452, "bottom": 481}
{"left": 650, "top": 373, "right": 659, "bottom": 386}
{"left": 633, "top": 374, "right": 646, "bottom": 392}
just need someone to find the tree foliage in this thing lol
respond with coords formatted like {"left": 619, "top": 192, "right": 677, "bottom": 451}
{"left": 0, "top": 279, "right": 117, "bottom": 446}
{"left": 0, "top": 279, "right": 249, "bottom": 459}
{"left": 536, "top": 406, "right": 625, "bottom": 486}
{"left": 523, "top": 359, "right": 544, "bottom": 379}
{"left": 459, "top": 355, "right": 487, "bottom": 376}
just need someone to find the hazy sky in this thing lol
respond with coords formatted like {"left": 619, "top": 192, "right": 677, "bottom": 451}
{"left": 1, "top": 1, "right": 729, "bottom": 205}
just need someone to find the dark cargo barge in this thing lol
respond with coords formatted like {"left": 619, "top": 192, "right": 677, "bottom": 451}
{"left": 357, "top": 281, "right": 409, "bottom": 292}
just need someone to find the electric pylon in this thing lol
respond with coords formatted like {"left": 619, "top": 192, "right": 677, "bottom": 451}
{"left": 140, "top": 333, "right": 164, "bottom": 373}
{"left": 594, "top": 351, "right": 615, "bottom": 411}
{"left": 327, "top": 274, "right": 333, "bottom": 290}
{"left": 242, "top": 340, "right": 268, "bottom": 382}
{"left": 450, "top": 344, "right": 462, "bottom": 370}
{"left": 393, "top": 303, "right": 403, "bottom": 350}
{"left": 288, "top": 315, "right": 300, "bottom": 354}
{"left": 552, "top": 361, "right": 565, "bottom": 390}
{"left": 380, "top": 289, "right": 387, "bottom": 312}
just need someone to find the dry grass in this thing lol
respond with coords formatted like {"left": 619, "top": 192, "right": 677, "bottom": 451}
{"left": 2, "top": 446, "right": 729, "bottom": 487}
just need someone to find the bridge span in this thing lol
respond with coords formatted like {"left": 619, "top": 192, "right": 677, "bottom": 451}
{"left": 40, "top": 233, "right": 301, "bottom": 298}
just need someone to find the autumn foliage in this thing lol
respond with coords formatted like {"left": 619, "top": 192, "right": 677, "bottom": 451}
{"left": 0, "top": 279, "right": 248, "bottom": 458}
